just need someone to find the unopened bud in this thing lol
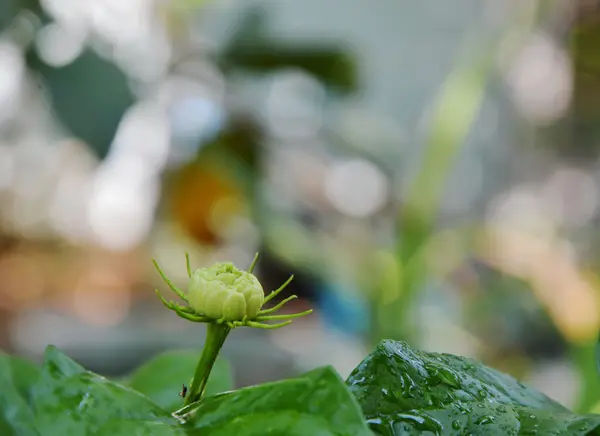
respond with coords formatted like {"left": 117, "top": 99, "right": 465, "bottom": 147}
{"left": 187, "top": 262, "right": 264, "bottom": 321}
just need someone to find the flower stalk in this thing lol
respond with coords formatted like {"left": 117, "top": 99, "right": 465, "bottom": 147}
{"left": 185, "top": 322, "right": 230, "bottom": 405}
{"left": 152, "top": 252, "right": 312, "bottom": 407}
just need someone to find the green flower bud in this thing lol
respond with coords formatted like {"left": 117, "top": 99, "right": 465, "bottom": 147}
{"left": 187, "top": 262, "right": 264, "bottom": 321}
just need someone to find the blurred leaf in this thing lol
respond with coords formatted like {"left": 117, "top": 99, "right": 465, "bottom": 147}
{"left": 218, "top": 5, "right": 357, "bottom": 93}
{"left": 0, "top": 0, "right": 45, "bottom": 31}
{"left": 596, "top": 331, "right": 600, "bottom": 377}
{"left": 32, "top": 345, "right": 176, "bottom": 436}
{"left": 573, "top": 339, "right": 600, "bottom": 413}
{"left": 176, "top": 366, "right": 371, "bottom": 436}
{"left": 26, "top": 49, "right": 134, "bottom": 160}
{"left": 222, "top": 45, "right": 357, "bottom": 93}
{"left": 573, "top": 20, "right": 600, "bottom": 75}
{"left": 0, "top": 354, "right": 40, "bottom": 436}
{"left": 572, "top": 17, "right": 600, "bottom": 157}
{"left": 1, "top": 353, "right": 40, "bottom": 405}
{"left": 347, "top": 340, "right": 600, "bottom": 435}
{"left": 126, "top": 349, "right": 233, "bottom": 413}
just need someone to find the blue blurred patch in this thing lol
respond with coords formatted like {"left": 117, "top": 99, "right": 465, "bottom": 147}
{"left": 316, "top": 281, "right": 369, "bottom": 337}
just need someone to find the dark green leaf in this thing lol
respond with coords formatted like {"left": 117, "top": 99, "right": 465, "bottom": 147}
{"left": 0, "top": 354, "right": 41, "bottom": 436}
{"left": 32, "top": 345, "right": 178, "bottom": 435}
{"left": 347, "top": 340, "right": 600, "bottom": 435}
{"left": 27, "top": 49, "right": 134, "bottom": 160}
{"left": 177, "top": 366, "right": 372, "bottom": 436}
{"left": 127, "top": 349, "right": 233, "bottom": 412}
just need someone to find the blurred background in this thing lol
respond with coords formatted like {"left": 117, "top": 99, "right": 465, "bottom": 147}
{"left": 2, "top": 0, "right": 600, "bottom": 414}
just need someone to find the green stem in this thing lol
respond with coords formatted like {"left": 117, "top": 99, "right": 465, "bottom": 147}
{"left": 185, "top": 322, "right": 231, "bottom": 406}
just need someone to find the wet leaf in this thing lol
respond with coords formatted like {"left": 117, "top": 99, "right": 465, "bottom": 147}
{"left": 95, "top": 419, "right": 188, "bottom": 436}
{"left": 127, "top": 349, "right": 233, "bottom": 412}
{"left": 347, "top": 340, "right": 600, "bottom": 435}
{"left": 177, "top": 366, "right": 371, "bottom": 436}
{"left": 32, "top": 346, "right": 178, "bottom": 436}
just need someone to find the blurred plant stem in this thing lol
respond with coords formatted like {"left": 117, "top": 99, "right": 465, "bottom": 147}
{"left": 378, "top": 48, "right": 494, "bottom": 345}
{"left": 571, "top": 340, "right": 600, "bottom": 413}
{"left": 374, "top": 3, "right": 543, "bottom": 345}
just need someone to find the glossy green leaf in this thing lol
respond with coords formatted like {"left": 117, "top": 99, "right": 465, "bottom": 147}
{"left": 95, "top": 419, "right": 188, "bottom": 436}
{"left": 0, "top": 354, "right": 41, "bottom": 436}
{"left": 30, "top": 345, "right": 86, "bottom": 404}
{"left": 347, "top": 340, "right": 600, "bottom": 435}
{"left": 32, "top": 345, "right": 178, "bottom": 435}
{"left": 127, "top": 349, "right": 233, "bottom": 412}
{"left": 177, "top": 366, "right": 372, "bottom": 436}
{"left": 39, "top": 345, "right": 86, "bottom": 378}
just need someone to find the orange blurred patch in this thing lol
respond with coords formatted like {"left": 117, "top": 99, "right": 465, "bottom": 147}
{"left": 478, "top": 227, "right": 600, "bottom": 345}
{"left": 170, "top": 163, "right": 244, "bottom": 245}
